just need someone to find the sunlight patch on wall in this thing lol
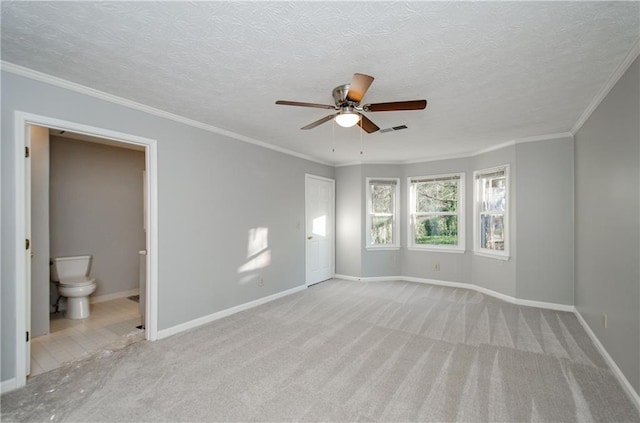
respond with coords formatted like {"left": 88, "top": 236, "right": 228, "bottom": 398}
{"left": 246, "top": 227, "right": 268, "bottom": 258}
{"left": 238, "top": 227, "right": 271, "bottom": 276}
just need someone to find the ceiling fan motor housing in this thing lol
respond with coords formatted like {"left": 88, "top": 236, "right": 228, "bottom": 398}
{"left": 332, "top": 84, "right": 353, "bottom": 107}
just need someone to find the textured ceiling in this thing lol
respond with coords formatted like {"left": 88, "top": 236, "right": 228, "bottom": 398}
{"left": 2, "top": 2, "right": 639, "bottom": 165}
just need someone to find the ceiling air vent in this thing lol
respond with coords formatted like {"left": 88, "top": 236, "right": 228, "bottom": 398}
{"left": 380, "top": 125, "right": 408, "bottom": 133}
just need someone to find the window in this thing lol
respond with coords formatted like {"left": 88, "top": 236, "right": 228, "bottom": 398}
{"left": 408, "top": 173, "right": 465, "bottom": 252}
{"left": 365, "top": 178, "right": 400, "bottom": 249}
{"left": 474, "top": 165, "right": 509, "bottom": 259}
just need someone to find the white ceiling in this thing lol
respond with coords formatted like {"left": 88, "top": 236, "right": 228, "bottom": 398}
{"left": 2, "top": 2, "right": 639, "bottom": 165}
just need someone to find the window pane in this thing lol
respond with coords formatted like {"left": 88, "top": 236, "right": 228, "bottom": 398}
{"left": 482, "top": 176, "right": 506, "bottom": 212}
{"left": 414, "top": 216, "right": 458, "bottom": 245}
{"left": 371, "top": 184, "right": 394, "bottom": 213}
{"left": 370, "top": 215, "right": 394, "bottom": 245}
{"left": 480, "top": 214, "right": 504, "bottom": 250}
{"left": 416, "top": 181, "right": 458, "bottom": 213}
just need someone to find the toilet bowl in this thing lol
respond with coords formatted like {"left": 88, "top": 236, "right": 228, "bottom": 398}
{"left": 51, "top": 256, "right": 97, "bottom": 319}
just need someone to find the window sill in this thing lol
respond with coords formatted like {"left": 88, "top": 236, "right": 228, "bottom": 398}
{"left": 365, "top": 246, "right": 400, "bottom": 251}
{"left": 473, "top": 251, "right": 510, "bottom": 261}
{"left": 407, "top": 247, "right": 465, "bottom": 254}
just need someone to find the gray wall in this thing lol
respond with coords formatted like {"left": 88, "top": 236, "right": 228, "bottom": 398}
{"left": 402, "top": 158, "right": 471, "bottom": 283}
{"left": 49, "top": 136, "right": 145, "bottom": 298}
{"left": 470, "top": 145, "right": 518, "bottom": 297}
{"left": 335, "top": 165, "right": 362, "bottom": 277}
{"left": 574, "top": 57, "right": 639, "bottom": 393}
{"left": 30, "top": 126, "right": 50, "bottom": 338}
{"left": 334, "top": 142, "right": 575, "bottom": 309}
{"left": 516, "top": 137, "right": 574, "bottom": 304}
{"left": 5, "top": 59, "right": 635, "bottom": 397}
{"left": 361, "top": 164, "right": 402, "bottom": 278}
{"left": 1, "top": 71, "right": 333, "bottom": 382}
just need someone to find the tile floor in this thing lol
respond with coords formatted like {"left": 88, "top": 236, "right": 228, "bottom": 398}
{"left": 30, "top": 297, "right": 141, "bottom": 377}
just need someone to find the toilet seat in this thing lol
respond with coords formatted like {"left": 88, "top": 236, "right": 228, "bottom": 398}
{"left": 59, "top": 276, "right": 96, "bottom": 288}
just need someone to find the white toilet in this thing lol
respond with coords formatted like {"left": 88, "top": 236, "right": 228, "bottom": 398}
{"left": 51, "top": 255, "right": 97, "bottom": 319}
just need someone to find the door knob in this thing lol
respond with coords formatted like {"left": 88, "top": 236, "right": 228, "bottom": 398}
{"left": 307, "top": 236, "right": 313, "bottom": 240}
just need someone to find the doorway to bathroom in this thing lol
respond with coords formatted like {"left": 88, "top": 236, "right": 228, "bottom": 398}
{"left": 14, "top": 112, "right": 159, "bottom": 389}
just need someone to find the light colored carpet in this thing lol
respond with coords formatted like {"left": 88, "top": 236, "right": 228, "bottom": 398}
{"left": 2, "top": 279, "right": 638, "bottom": 422}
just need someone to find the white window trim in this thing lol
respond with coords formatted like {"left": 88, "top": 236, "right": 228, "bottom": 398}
{"left": 473, "top": 164, "right": 510, "bottom": 260}
{"left": 365, "top": 177, "right": 400, "bottom": 250}
{"left": 407, "top": 172, "right": 465, "bottom": 253}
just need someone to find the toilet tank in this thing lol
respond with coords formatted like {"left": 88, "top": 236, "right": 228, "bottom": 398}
{"left": 51, "top": 255, "right": 92, "bottom": 281}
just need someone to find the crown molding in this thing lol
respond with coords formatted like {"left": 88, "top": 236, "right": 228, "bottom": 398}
{"left": 511, "top": 132, "right": 574, "bottom": 145}
{"left": 335, "top": 160, "right": 405, "bottom": 168}
{"left": 0, "top": 61, "right": 332, "bottom": 166}
{"left": 335, "top": 132, "right": 573, "bottom": 167}
{"left": 471, "top": 140, "right": 515, "bottom": 157}
{"left": 333, "top": 161, "right": 365, "bottom": 168}
{"left": 334, "top": 151, "right": 473, "bottom": 167}
{"left": 402, "top": 150, "right": 476, "bottom": 165}
{"left": 571, "top": 38, "right": 640, "bottom": 135}
{"left": 1, "top": 61, "right": 579, "bottom": 169}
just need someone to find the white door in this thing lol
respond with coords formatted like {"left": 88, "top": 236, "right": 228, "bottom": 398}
{"left": 29, "top": 125, "right": 51, "bottom": 338}
{"left": 25, "top": 125, "right": 51, "bottom": 376}
{"left": 305, "top": 174, "right": 334, "bottom": 286}
{"left": 25, "top": 125, "right": 32, "bottom": 376}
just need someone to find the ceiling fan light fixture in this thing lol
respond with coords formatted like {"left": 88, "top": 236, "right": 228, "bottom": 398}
{"left": 335, "top": 112, "right": 360, "bottom": 128}
{"left": 275, "top": 72, "right": 426, "bottom": 134}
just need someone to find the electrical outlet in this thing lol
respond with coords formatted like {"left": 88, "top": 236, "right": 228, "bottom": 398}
{"left": 433, "top": 262, "right": 440, "bottom": 271}
{"left": 259, "top": 277, "right": 265, "bottom": 287}
{"left": 603, "top": 313, "right": 607, "bottom": 329}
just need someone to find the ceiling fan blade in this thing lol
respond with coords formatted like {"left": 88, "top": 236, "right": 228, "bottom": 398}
{"left": 301, "top": 113, "right": 339, "bottom": 130}
{"left": 276, "top": 100, "right": 337, "bottom": 110}
{"left": 357, "top": 114, "right": 380, "bottom": 134}
{"left": 346, "top": 73, "right": 374, "bottom": 103}
{"left": 365, "top": 100, "right": 427, "bottom": 112}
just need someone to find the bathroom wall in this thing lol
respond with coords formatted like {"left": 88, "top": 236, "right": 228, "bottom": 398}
{"left": 49, "top": 135, "right": 146, "bottom": 299}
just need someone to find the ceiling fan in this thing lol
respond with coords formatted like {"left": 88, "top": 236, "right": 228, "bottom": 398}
{"left": 275, "top": 73, "right": 427, "bottom": 134}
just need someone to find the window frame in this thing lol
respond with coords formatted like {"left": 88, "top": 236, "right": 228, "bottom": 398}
{"left": 473, "top": 164, "right": 510, "bottom": 260}
{"left": 407, "top": 172, "right": 466, "bottom": 253}
{"left": 365, "top": 177, "right": 400, "bottom": 251}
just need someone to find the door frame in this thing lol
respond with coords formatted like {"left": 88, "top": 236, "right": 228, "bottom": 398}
{"left": 13, "top": 111, "right": 159, "bottom": 389}
{"left": 304, "top": 173, "right": 335, "bottom": 286}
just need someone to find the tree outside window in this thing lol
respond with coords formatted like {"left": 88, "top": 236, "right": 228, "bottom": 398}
{"left": 409, "top": 173, "right": 465, "bottom": 252}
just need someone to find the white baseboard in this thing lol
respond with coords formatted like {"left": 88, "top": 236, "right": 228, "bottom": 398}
{"left": 157, "top": 285, "right": 307, "bottom": 340}
{"left": 574, "top": 309, "right": 640, "bottom": 412}
{"left": 332, "top": 274, "right": 361, "bottom": 281}
{"left": 91, "top": 288, "right": 140, "bottom": 304}
{"left": 510, "top": 295, "right": 575, "bottom": 312}
{"left": 402, "top": 276, "right": 471, "bottom": 292}
{"left": 334, "top": 274, "right": 575, "bottom": 312}
{"left": 1, "top": 378, "right": 17, "bottom": 394}
{"left": 333, "top": 274, "right": 403, "bottom": 282}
